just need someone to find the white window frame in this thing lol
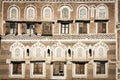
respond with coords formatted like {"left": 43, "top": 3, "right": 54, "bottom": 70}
{"left": 8, "top": 5, "right": 19, "bottom": 20}
{"left": 12, "top": 47, "right": 23, "bottom": 59}
{"left": 94, "top": 46, "right": 107, "bottom": 59}
{"left": 55, "top": 47, "right": 64, "bottom": 58}
{"left": 59, "top": 6, "right": 72, "bottom": 19}
{"left": 94, "top": 62, "right": 108, "bottom": 78}
{"left": 90, "top": 5, "right": 95, "bottom": 17}
{"left": 74, "top": 47, "right": 86, "bottom": 60}
{"left": 96, "top": 5, "right": 108, "bottom": 19}
{"left": 78, "top": 6, "right": 88, "bottom": 19}
{"left": 9, "top": 63, "right": 25, "bottom": 78}
{"left": 77, "top": 23, "right": 89, "bottom": 34}
{"left": 96, "top": 22, "right": 108, "bottom": 33}
{"left": 51, "top": 63, "right": 66, "bottom": 79}
{"left": 30, "top": 62, "right": 46, "bottom": 78}
{"left": 43, "top": 6, "right": 52, "bottom": 19}
{"left": 25, "top": 5, "right": 36, "bottom": 20}
{"left": 72, "top": 63, "right": 87, "bottom": 78}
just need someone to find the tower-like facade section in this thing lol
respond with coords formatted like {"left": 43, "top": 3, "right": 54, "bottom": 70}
{"left": 0, "top": 0, "right": 117, "bottom": 80}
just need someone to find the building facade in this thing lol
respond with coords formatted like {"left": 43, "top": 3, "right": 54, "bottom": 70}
{"left": 0, "top": 0, "right": 118, "bottom": 80}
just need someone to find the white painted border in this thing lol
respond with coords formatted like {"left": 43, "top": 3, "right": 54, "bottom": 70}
{"left": 72, "top": 63, "right": 87, "bottom": 78}
{"left": 30, "top": 62, "right": 46, "bottom": 78}
{"left": 51, "top": 63, "right": 67, "bottom": 79}
{"left": 93, "top": 62, "right": 108, "bottom": 78}
{"left": 9, "top": 63, "right": 25, "bottom": 78}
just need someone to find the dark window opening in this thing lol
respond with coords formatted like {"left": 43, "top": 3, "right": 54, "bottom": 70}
{"left": 47, "top": 49, "right": 50, "bottom": 56}
{"left": 27, "top": 23, "right": 35, "bottom": 35}
{"left": 79, "top": 23, "right": 87, "bottom": 34}
{"left": 53, "top": 62, "right": 64, "bottom": 76}
{"left": 27, "top": 49, "right": 29, "bottom": 56}
{"left": 96, "top": 62, "right": 105, "bottom": 74}
{"left": 98, "top": 22, "right": 106, "bottom": 33}
{"left": 13, "top": 62, "right": 22, "bottom": 74}
{"left": 42, "top": 22, "right": 52, "bottom": 36}
{"left": 68, "top": 49, "right": 71, "bottom": 57}
{"left": 89, "top": 49, "right": 92, "bottom": 57}
{"left": 76, "top": 63, "right": 85, "bottom": 74}
{"left": 33, "top": 62, "right": 43, "bottom": 74}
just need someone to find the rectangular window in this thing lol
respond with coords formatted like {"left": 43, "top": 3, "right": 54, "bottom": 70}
{"left": 27, "top": 24, "right": 35, "bottom": 35}
{"left": 61, "top": 23, "right": 69, "bottom": 34}
{"left": 13, "top": 62, "right": 22, "bottom": 74}
{"left": 10, "top": 23, "right": 18, "bottom": 34}
{"left": 42, "top": 22, "right": 52, "bottom": 36}
{"left": 53, "top": 62, "right": 64, "bottom": 76}
{"left": 98, "top": 22, "right": 106, "bottom": 33}
{"left": 79, "top": 23, "right": 87, "bottom": 34}
{"left": 33, "top": 63, "right": 43, "bottom": 75}
{"left": 96, "top": 62, "right": 105, "bottom": 74}
{"left": 76, "top": 63, "right": 85, "bottom": 74}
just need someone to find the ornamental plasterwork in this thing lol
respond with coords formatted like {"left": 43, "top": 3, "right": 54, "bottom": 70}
{"left": 93, "top": 41, "right": 109, "bottom": 51}
{"left": 10, "top": 41, "right": 24, "bottom": 52}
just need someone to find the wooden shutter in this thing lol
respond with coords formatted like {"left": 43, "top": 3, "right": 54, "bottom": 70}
{"left": 4, "top": 23, "right": 10, "bottom": 35}
{"left": 98, "top": 23, "right": 102, "bottom": 33}
{"left": 13, "top": 63, "right": 22, "bottom": 74}
{"left": 79, "top": 23, "right": 83, "bottom": 34}
{"left": 83, "top": 23, "right": 87, "bottom": 33}
{"left": 15, "top": 23, "right": 18, "bottom": 35}
{"left": 102, "top": 23, "right": 106, "bottom": 33}
{"left": 21, "top": 23, "right": 27, "bottom": 34}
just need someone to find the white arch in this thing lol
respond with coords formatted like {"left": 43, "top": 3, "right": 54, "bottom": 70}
{"left": 58, "top": 5, "right": 73, "bottom": 19}
{"left": 24, "top": 4, "right": 37, "bottom": 20}
{"left": 31, "top": 42, "right": 46, "bottom": 58}
{"left": 76, "top": 4, "right": 89, "bottom": 19}
{"left": 42, "top": 5, "right": 54, "bottom": 20}
{"left": 7, "top": 4, "right": 20, "bottom": 20}
{"left": 93, "top": 42, "right": 109, "bottom": 59}
{"left": 10, "top": 42, "right": 24, "bottom": 59}
{"left": 96, "top": 4, "right": 108, "bottom": 19}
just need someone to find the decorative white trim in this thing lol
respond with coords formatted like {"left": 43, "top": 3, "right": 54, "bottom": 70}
{"left": 96, "top": 4, "right": 108, "bottom": 19}
{"left": 24, "top": 4, "right": 37, "bottom": 20}
{"left": 90, "top": 5, "right": 95, "bottom": 17}
{"left": 93, "top": 62, "right": 108, "bottom": 78}
{"left": 51, "top": 63, "right": 66, "bottom": 79}
{"left": 76, "top": 4, "right": 89, "bottom": 19}
{"left": 7, "top": 4, "right": 20, "bottom": 20}
{"left": 31, "top": 42, "right": 46, "bottom": 59}
{"left": 51, "top": 42, "right": 67, "bottom": 60}
{"left": 10, "top": 42, "right": 24, "bottom": 59}
{"left": 59, "top": 5, "right": 73, "bottom": 19}
{"left": 72, "top": 42, "right": 87, "bottom": 60}
{"left": 93, "top": 41, "right": 109, "bottom": 59}
{"left": 72, "top": 63, "right": 87, "bottom": 78}
{"left": 9, "top": 63, "right": 25, "bottom": 78}
{"left": 30, "top": 62, "right": 46, "bottom": 78}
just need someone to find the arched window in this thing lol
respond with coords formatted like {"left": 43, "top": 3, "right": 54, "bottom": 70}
{"left": 79, "top": 6, "right": 88, "bottom": 19}
{"left": 62, "top": 8, "right": 69, "bottom": 19}
{"left": 77, "top": 47, "right": 83, "bottom": 57}
{"left": 14, "top": 48, "right": 21, "bottom": 57}
{"left": 59, "top": 6, "right": 72, "bottom": 19}
{"left": 26, "top": 6, "right": 36, "bottom": 19}
{"left": 36, "top": 47, "right": 41, "bottom": 57}
{"left": 93, "top": 42, "right": 109, "bottom": 59}
{"left": 10, "top": 42, "right": 24, "bottom": 59}
{"left": 9, "top": 6, "right": 19, "bottom": 20}
{"left": 43, "top": 7, "right": 52, "bottom": 19}
{"left": 56, "top": 47, "right": 62, "bottom": 57}
{"left": 97, "top": 5, "right": 108, "bottom": 19}
{"left": 98, "top": 47, "right": 104, "bottom": 57}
